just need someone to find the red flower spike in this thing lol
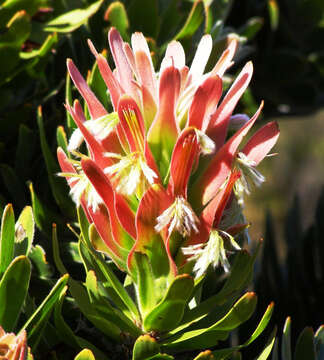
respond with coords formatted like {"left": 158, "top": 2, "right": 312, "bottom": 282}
{"left": 67, "top": 59, "right": 107, "bottom": 119}
{"left": 207, "top": 61, "right": 253, "bottom": 149}
{"left": 117, "top": 95, "right": 145, "bottom": 153}
{"left": 195, "top": 101, "right": 264, "bottom": 207}
{"left": 168, "top": 127, "right": 200, "bottom": 198}
{"left": 188, "top": 75, "right": 223, "bottom": 131}
{"left": 242, "top": 121, "right": 280, "bottom": 165}
{"left": 127, "top": 184, "right": 174, "bottom": 278}
{"left": 88, "top": 39, "right": 122, "bottom": 110}
{"left": 81, "top": 158, "right": 135, "bottom": 250}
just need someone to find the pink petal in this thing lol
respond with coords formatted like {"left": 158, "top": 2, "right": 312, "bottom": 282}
{"left": 207, "top": 61, "right": 253, "bottom": 149}
{"left": 108, "top": 28, "right": 140, "bottom": 103}
{"left": 189, "top": 34, "right": 213, "bottom": 82}
{"left": 160, "top": 40, "right": 186, "bottom": 72}
{"left": 202, "top": 170, "right": 241, "bottom": 229}
{"left": 188, "top": 75, "right": 222, "bottom": 131}
{"left": 211, "top": 38, "right": 238, "bottom": 77}
{"left": 195, "top": 101, "right": 263, "bottom": 206}
{"left": 88, "top": 39, "right": 122, "bottom": 110}
{"left": 134, "top": 50, "right": 157, "bottom": 103}
{"left": 66, "top": 59, "right": 107, "bottom": 119}
{"left": 82, "top": 157, "right": 136, "bottom": 247}
{"left": 243, "top": 121, "right": 280, "bottom": 165}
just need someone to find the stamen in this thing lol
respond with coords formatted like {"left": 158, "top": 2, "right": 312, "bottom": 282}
{"left": 182, "top": 229, "right": 241, "bottom": 278}
{"left": 59, "top": 169, "right": 102, "bottom": 211}
{"left": 234, "top": 152, "right": 265, "bottom": 205}
{"left": 104, "top": 152, "right": 157, "bottom": 196}
{"left": 155, "top": 196, "right": 199, "bottom": 237}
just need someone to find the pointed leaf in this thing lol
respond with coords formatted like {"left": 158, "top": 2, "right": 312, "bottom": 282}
{"left": 281, "top": 317, "right": 292, "bottom": 360}
{"left": 44, "top": 1, "right": 104, "bottom": 33}
{"left": 0, "top": 204, "right": 15, "bottom": 276}
{"left": 0, "top": 256, "right": 31, "bottom": 331}
{"left": 175, "top": 0, "right": 205, "bottom": 40}
{"left": 294, "top": 327, "right": 316, "bottom": 360}
{"left": 14, "top": 206, "right": 34, "bottom": 257}
{"left": 21, "top": 274, "right": 69, "bottom": 350}
{"left": 144, "top": 274, "right": 194, "bottom": 332}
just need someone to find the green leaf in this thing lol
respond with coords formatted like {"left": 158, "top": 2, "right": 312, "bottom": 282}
{"left": 14, "top": 206, "right": 34, "bottom": 257}
{"left": 20, "top": 33, "right": 58, "bottom": 59}
{"left": 85, "top": 269, "right": 141, "bottom": 338}
{"left": 132, "top": 335, "right": 160, "bottom": 360}
{"left": 256, "top": 327, "right": 277, "bottom": 360}
{"left": 21, "top": 274, "right": 69, "bottom": 351}
{"left": 193, "top": 350, "right": 216, "bottom": 359}
{"left": 281, "top": 317, "right": 292, "bottom": 360}
{"left": 56, "top": 126, "right": 69, "bottom": 157}
{"left": 267, "top": 0, "right": 279, "bottom": 31}
{"left": 0, "top": 204, "right": 15, "bottom": 276}
{"left": 315, "top": 325, "right": 324, "bottom": 357}
{"left": 52, "top": 223, "right": 68, "bottom": 275}
{"left": 88, "top": 247, "right": 140, "bottom": 322}
{"left": 143, "top": 274, "right": 194, "bottom": 332}
{"left": 240, "top": 17, "right": 264, "bottom": 40}
{"left": 1, "top": 10, "right": 31, "bottom": 46}
{"left": 164, "top": 292, "right": 257, "bottom": 351}
{"left": 44, "top": 0, "right": 104, "bottom": 33}
{"left": 29, "top": 245, "right": 53, "bottom": 279}
{"left": 0, "top": 255, "right": 31, "bottom": 331}
{"left": 175, "top": 0, "right": 205, "bottom": 40}
{"left": 133, "top": 252, "right": 156, "bottom": 317}
{"left": 210, "top": 302, "right": 273, "bottom": 359}
{"left": 75, "top": 349, "right": 96, "bottom": 360}
{"left": 37, "top": 106, "right": 74, "bottom": 217}
{"left": 294, "top": 327, "right": 316, "bottom": 360}
{"left": 180, "top": 249, "right": 256, "bottom": 328}
{"left": 104, "top": 1, "right": 129, "bottom": 40}
{"left": 54, "top": 288, "right": 109, "bottom": 360}
{"left": 28, "top": 181, "right": 61, "bottom": 233}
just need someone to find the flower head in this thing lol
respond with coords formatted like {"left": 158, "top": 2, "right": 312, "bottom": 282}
{"left": 58, "top": 28, "right": 279, "bottom": 282}
{"left": 0, "top": 327, "right": 28, "bottom": 360}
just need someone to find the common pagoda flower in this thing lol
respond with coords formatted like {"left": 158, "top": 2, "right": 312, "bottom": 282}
{"left": 0, "top": 327, "right": 29, "bottom": 360}
{"left": 58, "top": 27, "right": 279, "bottom": 284}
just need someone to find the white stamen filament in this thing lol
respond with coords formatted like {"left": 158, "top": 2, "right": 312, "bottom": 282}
{"left": 155, "top": 196, "right": 199, "bottom": 237}
{"left": 235, "top": 152, "right": 265, "bottom": 205}
{"left": 182, "top": 229, "right": 241, "bottom": 278}
{"left": 104, "top": 152, "right": 157, "bottom": 196}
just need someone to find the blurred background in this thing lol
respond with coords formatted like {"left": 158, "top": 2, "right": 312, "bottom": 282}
{"left": 0, "top": 0, "right": 323, "bottom": 357}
